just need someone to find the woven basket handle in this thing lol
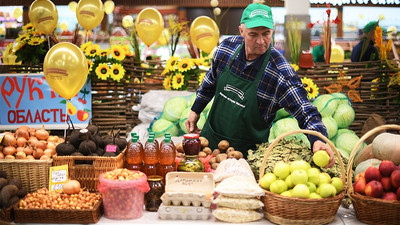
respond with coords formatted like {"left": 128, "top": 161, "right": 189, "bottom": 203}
{"left": 346, "top": 124, "right": 400, "bottom": 196}
{"left": 258, "top": 129, "right": 346, "bottom": 185}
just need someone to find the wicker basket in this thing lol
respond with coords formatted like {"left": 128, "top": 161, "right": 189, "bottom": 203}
{"left": 259, "top": 129, "right": 346, "bottom": 225}
{"left": 13, "top": 199, "right": 102, "bottom": 223}
{"left": 0, "top": 203, "right": 16, "bottom": 223}
{"left": 52, "top": 150, "right": 125, "bottom": 192}
{"left": 0, "top": 159, "right": 52, "bottom": 193}
{"left": 347, "top": 124, "right": 400, "bottom": 225}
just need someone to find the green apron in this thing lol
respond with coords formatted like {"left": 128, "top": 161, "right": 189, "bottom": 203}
{"left": 201, "top": 44, "right": 271, "bottom": 158}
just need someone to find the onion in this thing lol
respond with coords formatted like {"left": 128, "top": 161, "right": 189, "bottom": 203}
{"left": 29, "top": 128, "right": 37, "bottom": 137}
{"left": 35, "top": 140, "right": 47, "bottom": 151}
{"left": 33, "top": 149, "right": 44, "bottom": 159}
{"left": 46, "top": 142, "right": 56, "bottom": 151}
{"left": 26, "top": 155, "right": 35, "bottom": 160}
{"left": 16, "top": 128, "right": 29, "bottom": 140}
{"left": 16, "top": 146, "right": 25, "bottom": 153}
{"left": 43, "top": 149, "right": 54, "bottom": 157}
{"left": 62, "top": 180, "right": 81, "bottom": 194}
{"left": 36, "top": 125, "right": 49, "bottom": 140}
{"left": 47, "top": 135, "right": 59, "bottom": 143}
{"left": 23, "top": 147, "right": 33, "bottom": 156}
{"left": 40, "top": 155, "right": 50, "bottom": 160}
{"left": 5, "top": 155, "right": 15, "bottom": 160}
{"left": 0, "top": 152, "right": 4, "bottom": 159}
{"left": 28, "top": 136, "right": 38, "bottom": 147}
{"left": 2, "top": 133, "right": 16, "bottom": 146}
{"left": 16, "top": 137, "right": 27, "bottom": 147}
{"left": 3, "top": 146, "right": 16, "bottom": 156}
{"left": 16, "top": 151, "right": 26, "bottom": 159}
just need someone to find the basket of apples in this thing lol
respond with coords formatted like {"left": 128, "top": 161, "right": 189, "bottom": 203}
{"left": 347, "top": 124, "right": 400, "bottom": 225}
{"left": 258, "top": 129, "right": 346, "bottom": 225}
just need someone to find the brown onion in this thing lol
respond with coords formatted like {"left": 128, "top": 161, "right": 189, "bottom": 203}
{"left": 3, "top": 146, "right": 16, "bottom": 155}
{"left": 47, "top": 135, "right": 59, "bottom": 143}
{"left": 16, "top": 137, "right": 27, "bottom": 147}
{"left": 36, "top": 125, "right": 49, "bottom": 140}
{"left": 63, "top": 180, "right": 81, "bottom": 194}
{"left": 35, "top": 140, "right": 47, "bottom": 151}
{"left": 43, "top": 149, "right": 54, "bottom": 157}
{"left": 46, "top": 142, "right": 56, "bottom": 151}
{"left": 2, "top": 133, "right": 16, "bottom": 146}
{"left": 23, "top": 147, "right": 33, "bottom": 156}
{"left": 0, "top": 152, "right": 4, "bottom": 159}
{"left": 33, "top": 149, "right": 44, "bottom": 159}
{"left": 40, "top": 155, "right": 50, "bottom": 160}
{"left": 26, "top": 155, "right": 35, "bottom": 160}
{"left": 5, "top": 155, "right": 15, "bottom": 160}
{"left": 16, "top": 128, "right": 29, "bottom": 140}
{"left": 16, "top": 151, "right": 26, "bottom": 159}
{"left": 16, "top": 146, "right": 25, "bottom": 153}
{"left": 28, "top": 136, "right": 38, "bottom": 147}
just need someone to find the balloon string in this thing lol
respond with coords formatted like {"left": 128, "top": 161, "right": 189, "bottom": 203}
{"left": 64, "top": 100, "right": 68, "bottom": 140}
{"left": 47, "top": 36, "right": 50, "bottom": 49}
{"left": 85, "top": 30, "right": 88, "bottom": 43}
{"left": 93, "top": 29, "right": 96, "bottom": 44}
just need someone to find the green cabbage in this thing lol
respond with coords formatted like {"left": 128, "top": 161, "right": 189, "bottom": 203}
{"left": 336, "top": 147, "right": 350, "bottom": 160}
{"left": 331, "top": 92, "right": 350, "bottom": 105}
{"left": 312, "top": 94, "right": 338, "bottom": 117}
{"left": 273, "top": 117, "right": 301, "bottom": 140}
{"left": 152, "top": 118, "right": 179, "bottom": 137}
{"left": 179, "top": 107, "right": 207, "bottom": 133}
{"left": 162, "top": 96, "right": 188, "bottom": 122}
{"left": 333, "top": 103, "right": 355, "bottom": 128}
{"left": 322, "top": 116, "right": 338, "bottom": 139}
{"left": 335, "top": 132, "right": 360, "bottom": 153}
{"left": 274, "top": 108, "right": 290, "bottom": 122}
{"left": 330, "top": 128, "right": 355, "bottom": 143}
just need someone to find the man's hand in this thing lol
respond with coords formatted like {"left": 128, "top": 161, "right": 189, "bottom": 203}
{"left": 313, "top": 140, "right": 335, "bottom": 168}
{"left": 185, "top": 110, "right": 201, "bottom": 134}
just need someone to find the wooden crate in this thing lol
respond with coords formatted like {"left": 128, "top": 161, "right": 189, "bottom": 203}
{"left": 297, "top": 60, "right": 400, "bottom": 135}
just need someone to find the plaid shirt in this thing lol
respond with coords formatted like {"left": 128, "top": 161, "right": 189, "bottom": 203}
{"left": 192, "top": 35, "right": 327, "bottom": 144}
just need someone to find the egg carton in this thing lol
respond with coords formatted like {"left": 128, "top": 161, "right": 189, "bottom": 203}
{"left": 161, "top": 192, "right": 212, "bottom": 207}
{"left": 158, "top": 204, "right": 211, "bottom": 220}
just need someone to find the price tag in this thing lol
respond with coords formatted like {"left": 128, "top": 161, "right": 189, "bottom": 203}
{"left": 106, "top": 144, "right": 117, "bottom": 152}
{"left": 49, "top": 165, "right": 68, "bottom": 192}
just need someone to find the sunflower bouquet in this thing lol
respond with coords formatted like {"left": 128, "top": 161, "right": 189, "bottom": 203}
{"left": 162, "top": 55, "right": 210, "bottom": 90}
{"left": 81, "top": 42, "right": 132, "bottom": 82}
{"left": 301, "top": 77, "right": 319, "bottom": 100}
{"left": 4, "top": 23, "right": 47, "bottom": 65}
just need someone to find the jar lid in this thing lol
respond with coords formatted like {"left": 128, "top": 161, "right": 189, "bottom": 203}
{"left": 183, "top": 133, "right": 200, "bottom": 139}
{"left": 147, "top": 175, "right": 163, "bottom": 181}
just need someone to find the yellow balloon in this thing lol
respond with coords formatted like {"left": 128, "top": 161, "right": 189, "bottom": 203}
{"left": 28, "top": 0, "right": 59, "bottom": 35}
{"left": 43, "top": 42, "right": 88, "bottom": 100}
{"left": 68, "top": 1, "right": 77, "bottom": 12}
{"left": 60, "top": 21, "right": 68, "bottom": 31}
{"left": 104, "top": 0, "right": 115, "bottom": 15}
{"left": 13, "top": 8, "right": 22, "bottom": 19}
{"left": 157, "top": 28, "right": 170, "bottom": 46}
{"left": 330, "top": 44, "right": 344, "bottom": 63}
{"left": 76, "top": 0, "right": 104, "bottom": 31}
{"left": 135, "top": 8, "right": 164, "bottom": 47}
{"left": 190, "top": 16, "right": 220, "bottom": 54}
{"left": 122, "top": 15, "right": 133, "bottom": 28}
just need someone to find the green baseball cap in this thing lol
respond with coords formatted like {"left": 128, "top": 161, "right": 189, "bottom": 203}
{"left": 240, "top": 3, "right": 274, "bottom": 29}
{"left": 363, "top": 21, "right": 378, "bottom": 33}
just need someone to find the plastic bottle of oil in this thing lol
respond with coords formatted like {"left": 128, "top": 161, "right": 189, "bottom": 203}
{"left": 143, "top": 134, "right": 158, "bottom": 176}
{"left": 126, "top": 133, "right": 143, "bottom": 171}
{"left": 158, "top": 133, "right": 176, "bottom": 182}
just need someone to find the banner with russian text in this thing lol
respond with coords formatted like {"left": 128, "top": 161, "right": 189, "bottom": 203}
{"left": 0, "top": 73, "right": 91, "bottom": 130}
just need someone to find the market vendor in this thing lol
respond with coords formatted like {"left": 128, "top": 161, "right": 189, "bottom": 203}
{"left": 351, "top": 21, "right": 379, "bottom": 62}
{"left": 186, "top": 3, "right": 335, "bottom": 167}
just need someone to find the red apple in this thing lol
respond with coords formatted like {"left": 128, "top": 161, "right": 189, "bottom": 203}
{"left": 379, "top": 160, "right": 397, "bottom": 177}
{"left": 397, "top": 187, "right": 400, "bottom": 200}
{"left": 354, "top": 177, "right": 367, "bottom": 195}
{"left": 381, "top": 177, "right": 393, "bottom": 192}
{"left": 355, "top": 171, "right": 365, "bottom": 182}
{"left": 391, "top": 170, "right": 400, "bottom": 189}
{"left": 382, "top": 192, "right": 397, "bottom": 201}
{"left": 365, "top": 167, "right": 382, "bottom": 183}
{"left": 365, "top": 180, "right": 384, "bottom": 198}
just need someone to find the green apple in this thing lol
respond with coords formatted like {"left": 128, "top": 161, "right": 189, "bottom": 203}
{"left": 291, "top": 169, "right": 308, "bottom": 185}
{"left": 273, "top": 162, "right": 290, "bottom": 179}
{"left": 313, "top": 151, "right": 330, "bottom": 168}
{"left": 319, "top": 172, "right": 332, "bottom": 185}
{"left": 331, "top": 177, "right": 344, "bottom": 194}
{"left": 285, "top": 174, "right": 294, "bottom": 189}
{"left": 309, "top": 192, "right": 322, "bottom": 199}
{"left": 290, "top": 160, "right": 311, "bottom": 172}
{"left": 292, "top": 184, "right": 310, "bottom": 198}
{"left": 270, "top": 180, "right": 288, "bottom": 194}
{"left": 319, "top": 183, "right": 336, "bottom": 198}
{"left": 259, "top": 173, "right": 277, "bottom": 190}
{"left": 307, "top": 182, "right": 317, "bottom": 193}
{"left": 307, "top": 168, "right": 321, "bottom": 185}
{"left": 281, "top": 190, "right": 292, "bottom": 197}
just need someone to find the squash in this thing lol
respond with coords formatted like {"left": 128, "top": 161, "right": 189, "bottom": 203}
{"left": 354, "top": 144, "right": 374, "bottom": 166}
{"left": 371, "top": 133, "right": 400, "bottom": 165}
{"left": 354, "top": 158, "right": 381, "bottom": 177}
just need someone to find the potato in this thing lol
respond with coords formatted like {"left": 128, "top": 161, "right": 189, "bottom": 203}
{"left": 226, "top": 147, "right": 235, "bottom": 155}
{"left": 209, "top": 157, "right": 217, "bottom": 165}
{"left": 211, "top": 162, "right": 219, "bottom": 170}
{"left": 233, "top": 151, "right": 243, "bottom": 159}
{"left": 227, "top": 151, "right": 236, "bottom": 159}
{"left": 198, "top": 151, "right": 207, "bottom": 158}
{"left": 202, "top": 147, "right": 212, "bottom": 155}
{"left": 176, "top": 142, "right": 184, "bottom": 153}
{"left": 215, "top": 153, "right": 228, "bottom": 163}
{"left": 199, "top": 137, "right": 209, "bottom": 148}
{"left": 218, "top": 140, "right": 229, "bottom": 152}
{"left": 212, "top": 149, "right": 220, "bottom": 157}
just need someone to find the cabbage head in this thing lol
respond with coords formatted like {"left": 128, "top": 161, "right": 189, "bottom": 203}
{"left": 152, "top": 118, "right": 179, "bottom": 137}
{"left": 331, "top": 128, "right": 355, "bottom": 143}
{"left": 312, "top": 94, "right": 338, "bottom": 117}
{"left": 179, "top": 107, "right": 207, "bottom": 133}
{"left": 274, "top": 108, "right": 290, "bottom": 122}
{"left": 331, "top": 92, "right": 350, "bottom": 105}
{"left": 333, "top": 103, "right": 355, "bottom": 128}
{"left": 162, "top": 96, "right": 188, "bottom": 122}
{"left": 335, "top": 132, "right": 360, "bottom": 153}
{"left": 273, "top": 117, "right": 301, "bottom": 140}
{"left": 322, "top": 116, "right": 338, "bottom": 139}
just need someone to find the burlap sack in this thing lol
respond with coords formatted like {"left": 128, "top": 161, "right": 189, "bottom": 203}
{"left": 361, "top": 113, "right": 386, "bottom": 144}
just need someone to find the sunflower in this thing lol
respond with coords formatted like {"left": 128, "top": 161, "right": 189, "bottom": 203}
{"left": 88, "top": 60, "right": 94, "bottom": 71}
{"left": 86, "top": 44, "right": 100, "bottom": 57}
{"left": 28, "top": 37, "right": 44, "bottom": 46}
{"left": 193, "top": 57, "right": 205, "bottom": 66}
{"left": 198, "top": 72, "right": 206, "bottom": 85}
{"left": 95, "top": 63, "right": 111, "bottom": 80}
{"left": 291, "top": 63, "right": 299, "bottom": 72}
{"left": 99, "top": 49, "right": 109, "bottom": 57}
{"left": 80, "top": 41, "right": 93, "bottom": 52}
{"left": 121, "top": 45, "right": 133, "bottom": 57}
{"left": 15, "top": 34, "right": 30, "bottom": 43}
{"left": 177, "top": 57, "right": 194, "bottom": 73}
{"left": 163, "top": 75, "right": 172, "bottom": 90}
{"left": 171, "top": 73, "right": 185, "bottom": 90}
{"left": 165, "top": 56, "right": 180, "bottom": 72}
{"left": 22, "top": 23, "right": 34, "bottom": 31}
{"left": 5, "top": 43, "right": 13, "bottom": 56}
{"left": 301, "top": 77, "right": 319, "bottom": 99}
{"left": 109, "top": 63, "right": 126, "bottom": 82}
{"left": 110, "top": 45, "right": 126, "bottom": 61}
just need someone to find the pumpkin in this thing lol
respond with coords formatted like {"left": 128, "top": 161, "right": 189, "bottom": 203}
{"left": 354, "top": 158, "right": 381, "bottom": 177}
{"left": 371, "top": 133, "right": 400, "bottom": 165}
